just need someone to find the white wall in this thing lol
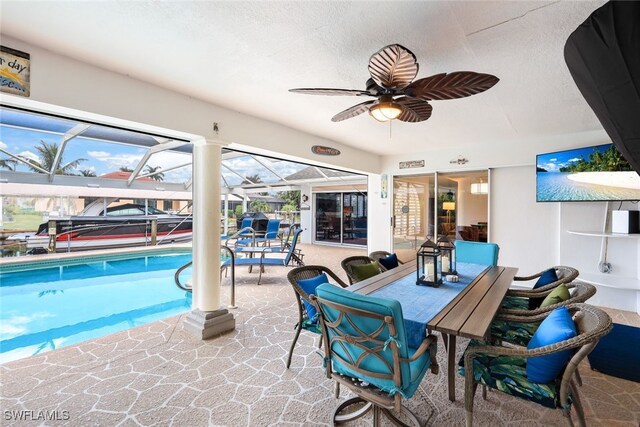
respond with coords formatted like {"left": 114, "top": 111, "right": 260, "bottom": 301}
{"left": 0, "top": 35, "right": 380, "bottom": 174}
{"left": 490, "top": 166, "right": 560, "bottom": 273}
{"left": 367, "top": 174, "right": 392, "bottom": 254}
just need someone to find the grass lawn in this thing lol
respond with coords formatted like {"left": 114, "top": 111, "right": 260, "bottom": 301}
{"left": 1, "top": 213, "right": 43, "bottom": 231}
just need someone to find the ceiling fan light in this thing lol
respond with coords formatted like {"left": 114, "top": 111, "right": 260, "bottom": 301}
{"left": 369, "top": 101, "right": 403, "bottom": 122}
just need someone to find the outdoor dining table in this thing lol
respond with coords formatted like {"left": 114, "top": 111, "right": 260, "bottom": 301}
{"left": 348, "top": 260, "right": 518, "bottom": 402}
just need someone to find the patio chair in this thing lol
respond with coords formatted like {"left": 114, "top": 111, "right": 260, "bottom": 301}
{"left": 286, "top": 265, "right": 348, "bottom": 368}
{"left": 341, "top": 255, "right": 381, "bottom": 285}
{"left": 369, "top": 251, "right": 405, "bottom": 271}
{"left": 252, "top": 218, "right": 282, "bottom": 247}
{"left": 312, "top": 283, "right": 439, "bottom": 426}
{"left": 492, "top": 282, "right": 597, "bottom": 347}
{"left": 461, "top": 303, "right": 612, "bottom": 427}
{"left": 454, "top": 240, "right": 499, "bottom": 266}
{"left": 223, "top": 228, "right": 304, "bottom": 285}
{"left": 501, "top": 266, "right": 580, "bottom": 311}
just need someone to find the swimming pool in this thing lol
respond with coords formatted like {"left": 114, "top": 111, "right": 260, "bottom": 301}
{"left": 0, "top": 250, "right": 193, "bottom": 363}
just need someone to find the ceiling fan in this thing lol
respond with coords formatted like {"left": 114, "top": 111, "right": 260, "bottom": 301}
{"left": 289, "top": 44, "right": 499, "bottom": 123}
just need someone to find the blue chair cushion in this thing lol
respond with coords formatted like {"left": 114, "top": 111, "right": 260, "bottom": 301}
{"left": 454, "top": 241, "right": 499, "bottom": 266}
{"left": 379, "top": 253, "right": 399, "bottom": 270}
{"left": 316, "top": 284, "right": 432, "bottom": 399}
{"left": 529, "top": 268, "right": 559, "bottom": 309}
{"left": 297, "top": 273, "right": 329, "bottom": 322}
{"left": 527, "top": 306, "right": 577, "bottom": 383}
{"left": 459, "top": 340, "right": 560, "bottom": 409}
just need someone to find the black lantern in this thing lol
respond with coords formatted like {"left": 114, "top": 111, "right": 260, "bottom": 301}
{"left": 437, "top": 235, "right": 457, "bottom": 275}
{"left": 416, "top": 237, "right": 442, "bottom": 287}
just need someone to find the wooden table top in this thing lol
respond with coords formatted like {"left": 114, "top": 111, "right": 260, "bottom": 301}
{"left": 350, "top": 261, "right": 518, "bottom": 340}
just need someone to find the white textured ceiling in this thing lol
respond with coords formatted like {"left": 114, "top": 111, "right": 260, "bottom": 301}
{"left": 0, "top": 1, "right": 607, "bottom": 156}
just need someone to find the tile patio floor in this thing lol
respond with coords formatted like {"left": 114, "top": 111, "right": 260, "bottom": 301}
{"left": 1, "top": 244, "right": 639, "bottom": 426}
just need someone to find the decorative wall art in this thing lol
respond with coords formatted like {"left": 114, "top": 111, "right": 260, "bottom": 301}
{"left": 0, "top": 46, "right": 30, "bottom": 97}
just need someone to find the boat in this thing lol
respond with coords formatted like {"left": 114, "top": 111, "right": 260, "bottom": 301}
{"left": 8, "top": 200, "right": 193, "bottom": 253}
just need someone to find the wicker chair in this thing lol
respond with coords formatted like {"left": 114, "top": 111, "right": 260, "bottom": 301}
{"left": 369, "top": 251, "right": 405, "bottom": 271}
{"left": 462, "top": 303, "right": 612, "bottom": 427}
{"left": 507, "top": 266, "right": 579, "bottom": 300}
{"left": 499, "top": 281, "right": 596, "bottom": 317}
{"left": 312, "top": 284, "right": 439, "bottom": 426}
{"left": 341, "top": 255, "right": 380, "bottom": 285}
{"left": 286, "top": 266, "right": 348, "bottom": 369}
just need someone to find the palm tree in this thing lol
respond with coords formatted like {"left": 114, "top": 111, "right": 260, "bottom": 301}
{"left": 79, "top": 169, "right": 97, "bottom": 177}
{"left": 21, "top": 140, "right": 86, "bottom": 175}
{"left": 119, "top": 166, "right": 133, "bottom": 172}
{"left": 144, "top": 165, "right": 164, "bottom": 181}
{"left": 0, "top": 158, "right": 17, "bottom": 171}
{"left": 242, "top": 174, "right": 262, "bottom": 185}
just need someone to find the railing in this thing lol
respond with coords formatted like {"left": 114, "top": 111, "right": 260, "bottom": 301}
{"left": 174, "top": 245, "right": 236, "bottom": 308}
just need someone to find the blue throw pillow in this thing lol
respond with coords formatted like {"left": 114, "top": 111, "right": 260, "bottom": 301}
{"left": 297, "top": 273, "right": 329, "bottom": 322}
{"left": 527, "top": 306, "right": 577, "bottom": 383}
{"left": 379, "top": 253, "right": 399, "bottom": 270}
{"left": 529, "top": 268, "right": 559, "bottom": 310}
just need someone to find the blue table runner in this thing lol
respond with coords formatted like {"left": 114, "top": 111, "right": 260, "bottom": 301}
{"left": 369, "top": 262, "right": 488, "bottom": 348}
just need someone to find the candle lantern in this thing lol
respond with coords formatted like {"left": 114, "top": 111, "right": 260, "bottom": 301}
{"left": 437, "top": 235, "right": 457, "bottom": 275}
{"left": 416, "top": 237, "right": 442, "bottom": 287}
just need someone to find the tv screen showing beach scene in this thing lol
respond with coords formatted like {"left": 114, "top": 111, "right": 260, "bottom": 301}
{"left": 536, "top": 144, "right": 640, "bottom": 202}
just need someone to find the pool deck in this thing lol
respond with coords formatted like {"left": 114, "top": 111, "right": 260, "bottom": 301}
{"left": 1, "top": 243, "right": 639, "bottom": 426}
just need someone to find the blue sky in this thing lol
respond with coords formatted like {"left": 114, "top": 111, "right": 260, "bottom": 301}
{"left": 1, "top": 125, "right": 306, "bottom": 184}
{"left": 536, "top": 143, "right": 613, "bottom": 172}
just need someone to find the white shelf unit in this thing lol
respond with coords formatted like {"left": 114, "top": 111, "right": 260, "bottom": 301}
{"left": 567, "top": 230, "right": 640, "bottom": 239}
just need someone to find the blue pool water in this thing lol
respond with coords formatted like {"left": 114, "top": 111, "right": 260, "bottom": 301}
{"left": 0, "top": 253, "right": 193, "bottom": 363}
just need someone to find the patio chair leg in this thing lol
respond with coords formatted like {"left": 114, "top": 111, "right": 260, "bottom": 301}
{"left": 575, "top": 369, "right": 583, "bottom": 387}
{"left": 334, "top": 381, "right": 340, "bottom": 398}
{"left": 570, "top": 380, "right": 586, "bottom": 427}
{"left": 482, "top": 385, "right": 487, "bottom": 400}
{"left": 286, "top": 324, "right": 302, "bottom": 369}
{"left": 257, "top": 264, "right": 263, "bottom": 285}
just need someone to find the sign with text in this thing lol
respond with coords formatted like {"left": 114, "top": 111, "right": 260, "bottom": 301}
{"left": 0, "top": 46, "right": 30, "bottom": 97}
{"left": 399, "top": 160, "right": 425, "bottom": 169}
{"left": 312, "top": 145, "right": 341, "bottom": 156}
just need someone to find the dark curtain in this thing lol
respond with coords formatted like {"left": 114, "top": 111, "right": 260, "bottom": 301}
{"left": 564, "top": 1, "right": 640, "bottom": 174}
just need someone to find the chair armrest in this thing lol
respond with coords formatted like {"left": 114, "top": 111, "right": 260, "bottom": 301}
{"left": 401, "top": 334, "right": 438, "bottom": 363}
{"left": 513, "top": 272, "right": 543, "bottom": 282}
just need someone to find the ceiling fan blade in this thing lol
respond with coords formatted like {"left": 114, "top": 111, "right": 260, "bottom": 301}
{"left": 365, "top": 78, "right": 384, "bottom": 96}
{"left": 289, "top": 88, "right": 371, "bottom": 96}
{"left": 405, "top": 72, "right": 499, "bottom": 101}
{"left": 331, "top": 100, "right": 376, "bottom": 122}
{"left": 395, "top": 97, "right": 433, "bottom": 122}
{"left": 368, "top": 44, "right": 419, "bottom": 90}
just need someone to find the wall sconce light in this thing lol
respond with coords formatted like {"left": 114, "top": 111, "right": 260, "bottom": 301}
{"left": 302, "top": 194, "right": 309, "bottom": 203}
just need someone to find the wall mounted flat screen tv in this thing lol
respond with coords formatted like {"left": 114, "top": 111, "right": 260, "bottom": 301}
{"left": 536, "top": 143, "right": 640, "bottom": 202}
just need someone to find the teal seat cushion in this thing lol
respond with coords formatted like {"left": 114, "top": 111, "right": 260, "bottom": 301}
{"left": 529, "top": 268, "right": 559, "bottom": 309}
{"left": 297, "top": 273, "right": 329, "bottom": 322}
{"left": 491, "top": 319, "right": 540, "bottom": 346}
{"left": 316, "top": 284, "right": 432, "bottom": 399}
{"left": 500, "top": 296, "right": 529, "bottom": 311}
{"left": 458, "top": 340, "right": 560, "bottom": 409}
{"left": 454, "top": 241, "right": 499, "bottom": 266}
{"left": 351, "top": 262, "right": 381, "bottom": 281}
{"left": 527, "top": 306, "right": 577, "bottom": 383}
{"left": 379, "top": 253, "right": 399, "bottom": 270}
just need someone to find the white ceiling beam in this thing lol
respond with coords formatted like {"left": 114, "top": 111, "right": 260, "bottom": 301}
{"left": 0, "top": 147, "right": 50, "bottom": 174}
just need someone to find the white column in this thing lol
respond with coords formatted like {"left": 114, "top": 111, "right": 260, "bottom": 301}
{"left": 192, "top": 138, "right": 222, "bottom": 312}
{"left": 242, "top": 194, "right": 248, "bottom": 213}
{"left": 184, "top": 137, "right": 235, "bottom": 339}
{"left": 223, "top": 194, "right": 229, "bottom": 236}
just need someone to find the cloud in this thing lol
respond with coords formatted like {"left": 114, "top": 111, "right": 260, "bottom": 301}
{"left": 544, "top": 162, "right": 558, "bottom": 172}
{"left": 568, "top": 157, "right": 580, "bottom": 162}
{"left": 0, "top": 141, "right": 7, "bottom": 150}
{"left": 19, "top": 150, "right": 39, "bottom": 161}
{"left": 87, "top": 150, "right": 111, "bottom": 159}
{"left": 549, "top": 158, "right": 557, "bottom": 162}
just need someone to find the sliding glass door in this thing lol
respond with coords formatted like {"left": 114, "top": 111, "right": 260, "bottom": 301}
{"left": 314, "top": 192, "right": 367, "bottom": 246}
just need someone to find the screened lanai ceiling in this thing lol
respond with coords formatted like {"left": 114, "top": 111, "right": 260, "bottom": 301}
{"left": 0, "top": 107, "right": 364, "bottom": 192}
